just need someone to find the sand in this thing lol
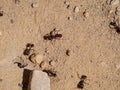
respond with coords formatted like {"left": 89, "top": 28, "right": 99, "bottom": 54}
{"left": 0, "top": 0, "right": 120, "bottom": 90}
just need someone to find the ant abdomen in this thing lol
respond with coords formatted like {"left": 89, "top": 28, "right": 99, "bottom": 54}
{"left": 109, "top": 21, "right": 120, "bottom": 34}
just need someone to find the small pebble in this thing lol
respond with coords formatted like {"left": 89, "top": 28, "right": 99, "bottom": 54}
{"left": 34, "top": 54, "right": 43, "bottom": 64}
{"left": 74, "top": 6, "right": 79, "bottom": 13}
{"left": 67, "top": 5, "right": 70, "bottom": 9}
{"left": 18, "top": 83, "right": 23, "bottom": 88}
{"left": 49, "top": 60, "right": 56, "bottom": 66}
{"left": 31, "top": 2, "right": 39, "bottom": 8}
{"left": 29, "top": 54, "right": 43, "bottom": 64}
{"left": 64, "top": 1, "right": 70, "bottom": 5}
{"left": 0, "top": 11, "right": 3, "bottom": 16}
{"left": 68, "top": 17, "right": 72, "bottom": 20}
{"left": 64, "top": 1, "right": 70, "bottom": 8}
{"left": 83, "top": 10, "right": 89, "bottom": 18}
{"left": 66, "top": 49, "right": 70, "bottom": 56}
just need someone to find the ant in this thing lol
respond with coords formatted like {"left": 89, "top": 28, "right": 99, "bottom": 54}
{"left": 23, "top": 43, "right": 34, "bottom": 56}
{"left": 77, "top": 75, "right": 87, "bottom": 89}
{"left": 109, "top": 20, "right": 120, "bottom": 34}
{"left": 43, "top": 28, "right": 62, "bottom": 41}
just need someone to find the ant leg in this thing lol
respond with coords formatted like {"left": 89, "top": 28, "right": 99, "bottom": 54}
{"left": 109, "top": 21, "right": 116, "bottom": 29}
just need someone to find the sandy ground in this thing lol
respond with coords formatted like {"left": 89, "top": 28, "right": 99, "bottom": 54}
{"left": 0, "top": 0, "right": 120, "bottom": 90}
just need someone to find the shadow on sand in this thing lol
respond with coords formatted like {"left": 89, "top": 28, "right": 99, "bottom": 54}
{"left": 22, "top": 69, "right": 32, "bottom": 90}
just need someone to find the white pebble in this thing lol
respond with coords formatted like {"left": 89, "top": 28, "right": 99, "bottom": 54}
{"left": 49, "top": 60, "right": 56, "bottom": 66}
{"left": 68, "top": 17, "right": 72, "bottom": 20}
{"left": 30, "top": 70, "right": 50, "bottom": 90}
{"left": 83, "top": 10, "right": 89, "bottom": 18}
{"left": 64, "top": 1, "right": 70, "bottom": 5}
{"left": 74, "top": 6, "right": 79, "bottom": 13}
{"left": 30, "top": 54, "right": 43, "bottom": 64}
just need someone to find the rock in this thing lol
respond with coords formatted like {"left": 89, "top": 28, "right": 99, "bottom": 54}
{"left": 18, "top": 83, "right": 23, "bottom": 88}
{"left": 74, "top": 6, "right": 79, "bottom": 13}
{"left": 115, "top": 6, "right": 120, "bottom": 15}
{"left": 83, "top": 10, "right": 89, "bottom": 18}
{"left": 64, "top": 1, "right": 70, "bottom": 5}
{"left": 64, "top": 1, "right": 70, "bottom": 8}
{"left": 68, "top": 17, "right": 72, "bottom": 20}
{"left": 31, "top": 2, "right": 39, "bottom": 8}
{"left": 35, "top": 54, "right": 43, "bottom": 64}
{"left": 29, "top": 54, "right": 43, "bottom": 64}
{"left": 0, "top": 11, "right": 3, "bottom": 16}
{"left": 107, "top": 0, "right": 119, "bottom": 5}
{"left": 66, "top": 49, "right": 71, "bottom": 56}
{"left": 49, "top": 60, "right": 56, "bottom": 66}
{"left": 30, "top": 70, "right": 50, "bottom": 90}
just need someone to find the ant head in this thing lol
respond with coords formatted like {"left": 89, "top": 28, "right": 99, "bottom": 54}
{"left": 110, "top": 21, "right": 116, "bottom": 26}
{"left": 26, "top": 43, "right": 31, "bottom": 47}
{"left": 81, "top": 75, "right": 87, "bottom": 80}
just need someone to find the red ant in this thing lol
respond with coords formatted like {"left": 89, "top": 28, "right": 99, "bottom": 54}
{"left": 43, "top": 28, "right": 62, "bottom": 41}
{"left": 77, "top": 75, "right": 87, "bottom": 89}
